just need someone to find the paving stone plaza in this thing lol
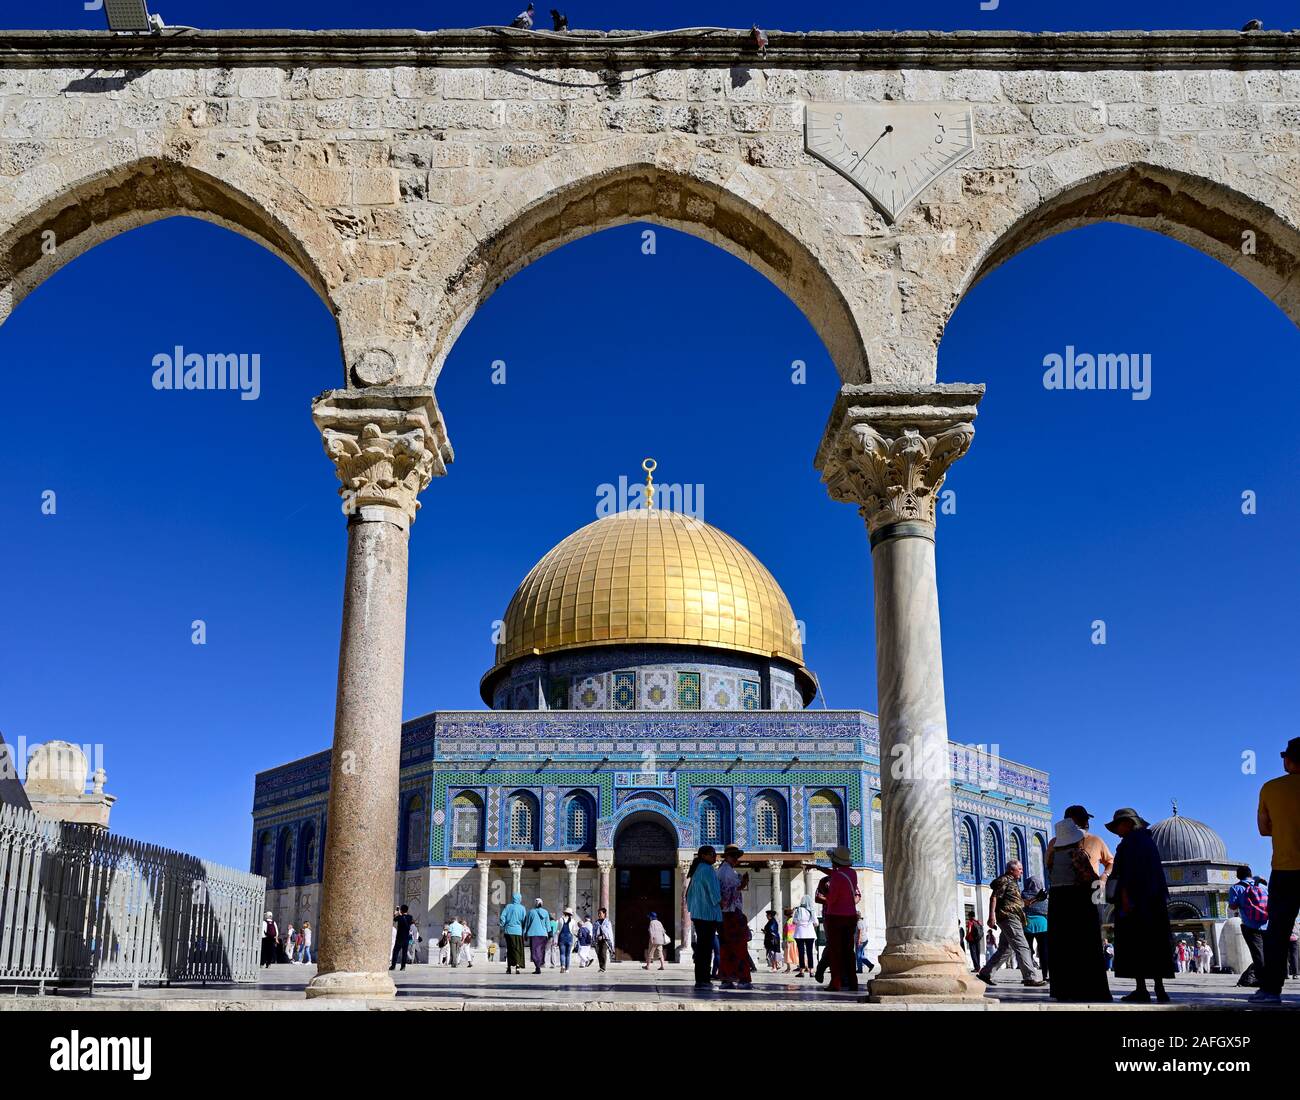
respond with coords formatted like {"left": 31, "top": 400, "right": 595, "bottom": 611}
{"left": 4, "top": 964, "right": 1293, "bottom": 1012}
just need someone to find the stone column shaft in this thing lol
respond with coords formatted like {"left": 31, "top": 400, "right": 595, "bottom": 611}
{"left": 769, "top": 860, "right": 784, "bottom": 925}
{"left": 565, "top": 860, "right": 579, "bottom": 914}
{"left": 509, "top": 859, "right": 523, "bottom": 899}
{"left": 678, "top": 858, "right": 693, "bottom": 962}
{"left": 598, "top": 860, "right": 612, "bottom": 913}
{"left": 476, "top": 859, "right": 491, "bottom": 953}
{"left": 816, "top": 383, "right": 985, "bottom": 1004}
{"left": 305, "top": 387, "right": 452, "bottom": 1000}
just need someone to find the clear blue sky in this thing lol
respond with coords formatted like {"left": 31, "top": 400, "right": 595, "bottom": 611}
{"left": 2, "top": 2, "right": 1296, "bottom": 877}
{"left": 12, "top": 0, "right": 1300, "bottom": 33}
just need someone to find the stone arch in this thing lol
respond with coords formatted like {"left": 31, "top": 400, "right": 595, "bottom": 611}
{"left": 612, "top": 806, "right": 681, "bottom": 855}
{"left": 0, "top": 152, "right": 348, "bottom": 356}
{"left": 412, "top": 141, "right": 875, "bottom": 386}
{"left": 955, "top": 159, "right": 1300, "bottom": 326}
{"left": 600, "top": 798, "right": 693, "bottom": 849}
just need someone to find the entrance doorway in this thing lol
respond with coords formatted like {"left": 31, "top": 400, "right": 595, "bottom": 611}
{"left": 613, "top": 817, "right": 676, "bottom": 962}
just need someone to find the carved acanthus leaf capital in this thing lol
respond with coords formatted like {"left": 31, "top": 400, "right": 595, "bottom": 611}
{"left": 815, "top": 384, "right": 983, "bottom": 535}
{"left": 312, "top": 386, "right": 454, "bottom": 526}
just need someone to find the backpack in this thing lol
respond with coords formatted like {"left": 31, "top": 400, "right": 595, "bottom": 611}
{"left": 1241, "top": 881, "right": 1269, "bottom": 924}
{"left": 578, "top": 925, "right": 592, "bottom": 947}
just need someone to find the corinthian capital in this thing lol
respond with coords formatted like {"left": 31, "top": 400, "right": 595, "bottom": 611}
{"left": 312, "top": 386, "right": 454, "bottom": 526}
{"left": 815, "top": 384, "right": 983, "bottom": 537}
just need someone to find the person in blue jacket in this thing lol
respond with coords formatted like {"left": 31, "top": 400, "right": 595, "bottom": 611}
{"left": 524, "top": 897, "right": 553, "bottom": 974}
{"left": 499, "top": 892, "right": 527, "bottom": 974}
{"left": 557, "top": 907, "right": 576, "bottom": 973}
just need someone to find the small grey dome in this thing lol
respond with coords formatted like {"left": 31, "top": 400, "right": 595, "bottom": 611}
{"left": 1149, "top": 812, "right": 1227, "bottom": 863}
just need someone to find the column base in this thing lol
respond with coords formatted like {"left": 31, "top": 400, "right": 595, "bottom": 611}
{"left": 304, "top": 970, "right": 397, "bottom": 999}
{"left": 867, "top": 940, "right": 990, "bottom": 1004}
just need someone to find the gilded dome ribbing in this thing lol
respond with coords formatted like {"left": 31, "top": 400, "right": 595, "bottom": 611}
{"left": 484, "top": 508, "right": 811, "bottom": 690}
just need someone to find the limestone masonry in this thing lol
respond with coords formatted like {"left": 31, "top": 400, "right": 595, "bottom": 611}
{"left": 2, "top": 29, "right": 1298, "bottom": 391}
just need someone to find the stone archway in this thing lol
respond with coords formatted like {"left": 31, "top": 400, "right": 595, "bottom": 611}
{"left": 409, "top": 149, "right": 876, "bottom": 387}
{"left": 0, "top": 154, "right": 345, "bottom": 334}
{"left": 612, "top": 810, "right": 679, "bottom": 962}
{"left": 949, "top": 161, "right": 1300, "bottom": 335}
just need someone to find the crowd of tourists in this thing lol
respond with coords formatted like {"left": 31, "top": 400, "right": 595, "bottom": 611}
{"left": 964, "top": 735, "right": 1300, "bottom": 1003}
{"left": 258, "top": 738, "right": 1300, "bottom": 1005}
{"left": 259, "top": 914, "right": 312, "bottom": 967}
{"left": 684, "top": 842, "right": 868, "bottom": 992}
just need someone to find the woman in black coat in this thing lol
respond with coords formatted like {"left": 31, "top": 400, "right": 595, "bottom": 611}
{"left": 1105, "top": 807, "right": 1174, "bottom": 1003}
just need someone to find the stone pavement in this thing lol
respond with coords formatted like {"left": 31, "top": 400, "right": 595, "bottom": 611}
{"left": 4, "top": 962, "right": 1300, "bottom": 1011}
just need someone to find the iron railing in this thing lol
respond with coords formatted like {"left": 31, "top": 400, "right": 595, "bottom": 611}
{"left": 0, "top": 802, "right": 265, "bottom": 989}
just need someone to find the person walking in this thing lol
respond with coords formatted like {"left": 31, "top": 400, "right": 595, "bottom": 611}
{"left": 1044, "top": 813, "right": 1111, "bottom": 1002}
{"left": 1023, "top": 876, "right": 1049, "bottom": 979}
{"left": 782, "top": 908, "right": 797, "bottom": 972}
{"left": 1287, "top": 926, "right": 1299, "bottom": 979}
{"left": 792, "top": 895, "right": 816, "bottom": 977}
{"left": 498, "top": 892, "right": 527, "bottom": 974}
{"left": 977, "top": 860, "right": 1047, "bottom": 989}
{"left": 525, "top": 898, "right": 551, "bottom": 974}
{"left": 1254, "top": 737, "right": 1300, "bottom": 1004}
{"left": 644, "top": 912, "right": 668, "bottom": 970}
{"left": 300, "top": 921, "right": 313, "bottom": 965}
{"left": 964, "top": 916, "right": 984, "bottom": 972}
{"left": 762, "top": 910, "right": 782, "bottom": 972}
{"left": 558, "top": 907, "right": 575, "bottom": 973}
{"left": 685, "top": 845, "right": 722, "bottom": 990}
{"left": 547, "top": 909, "right": 561, "bottom": 969}
{"left": 576, "top": 914, "right": 596, "bottom": 968}
{"left": 460, "top": 924, "right": 476, "bottom": 968}
{"left": 1197, "top": 939, "right": 1213, "bottom": 974}
{"left": 716, "top": 844, "right": 753, "bottom": 990}
{"left": 390, "top": 906, "right": 416, "bottom": 972}
{"left": 1228, "top": 864, "right": 1268, "bottom": 986}
{"left": 446, "top": 916, "right": 464, "bottom": 968}
{"left": 260, "top": 911, "right": 278, "bottom": 969}
{"left": 1105, "top": 807, "right": 1173, "bottom": 1003}
{"left": 809, "top": 846, "right": 862, "bottom": 992}
{"left": 593, "top": 908, "right": 615, "bottom": 971}
{"left": 1175, "top": 940, "right": 1188, "bottom": 973}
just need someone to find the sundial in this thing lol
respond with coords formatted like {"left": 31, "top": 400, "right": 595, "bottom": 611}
{"left": 804, "top": 103, "right": 976, "bottom": 224}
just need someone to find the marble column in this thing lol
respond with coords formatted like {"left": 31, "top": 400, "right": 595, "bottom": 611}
{"left": 509, "top": 859, "right": 523, "bottom": 898}
{"left": 678, "top": 858, "right": 693, "bottom": 963}
{"left": 768, "top": 860, "right": 784, "bottom": 923}
{"left": 476, "top": 859, "right": 491, "bottom": 954}
{"left": 306, "top": 386, "right": 452, "bottom": 1000}
{"left": 816, "top": 382, "right": 985, "bottom": 1003}
{"left": 598, "top": 859, "right": 612, "bottom": 912}
{"left": 565, "top": 860, "right": 579, "bottom": 914}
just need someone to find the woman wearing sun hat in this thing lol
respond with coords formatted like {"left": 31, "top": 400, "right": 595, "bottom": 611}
{"left": 1105, "top": 807, "right": 1174, "bottom": 1003}
{"left": 808, "top": 846, "right": 862, "bottom": 992}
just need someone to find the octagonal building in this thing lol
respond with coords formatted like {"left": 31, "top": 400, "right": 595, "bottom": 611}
{"left": 252, "top": 478, "right": 1051, "bottom": 962}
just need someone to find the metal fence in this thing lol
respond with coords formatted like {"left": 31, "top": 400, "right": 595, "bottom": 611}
{"left": 0, "top": 802, "right": 265, "bottom": 988}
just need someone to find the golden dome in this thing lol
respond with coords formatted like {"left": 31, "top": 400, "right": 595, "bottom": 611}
{"left": 483, "top": 508, "right": 813, "bottom": 697}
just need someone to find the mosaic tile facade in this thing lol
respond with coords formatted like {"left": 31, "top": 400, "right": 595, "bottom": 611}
{"left": 253, "top": 709, "right": 1050, "bottom": 887}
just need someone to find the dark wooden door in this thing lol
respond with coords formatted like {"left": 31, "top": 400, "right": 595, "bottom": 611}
{"left": 615, "top": 866, "right": 674, "bottom": 962}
